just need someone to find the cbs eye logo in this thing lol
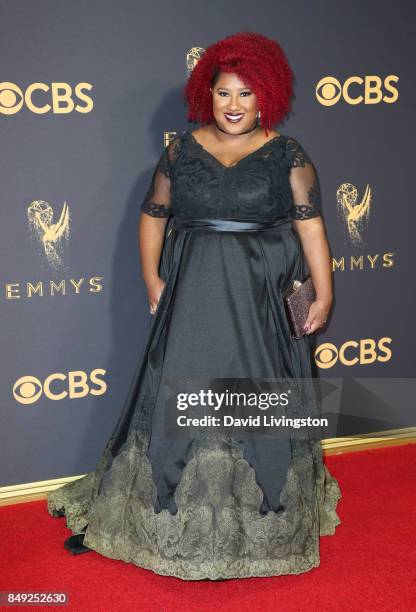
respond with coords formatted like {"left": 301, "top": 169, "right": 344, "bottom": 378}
{"left": 0, "top": 82, "right": 94, "bottom": 115}
{"left": 315, "top": 337, "right": 392, "bottom": 369}
{"left": 13, "top": 369, "right": 106, "bottom": 404}
{"left": 316, "top": 76, "right": 399, "bottom": 106}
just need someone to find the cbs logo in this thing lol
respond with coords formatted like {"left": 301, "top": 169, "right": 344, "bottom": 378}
{"left": 13, "top": 369, "right": 106, "bottom": 404}
{"left": 316, "top": 76, "right": 399, "bottom": 106}
{"left": 0, "top": 82, "right": 93, "bottom": 115}
{"left": 315, "top": 337, "right": 392, "bottom": 369}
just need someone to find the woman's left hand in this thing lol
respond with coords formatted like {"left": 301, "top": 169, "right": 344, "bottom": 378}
{"left": 304, "top": 300, "right": 330, "bottom": 334}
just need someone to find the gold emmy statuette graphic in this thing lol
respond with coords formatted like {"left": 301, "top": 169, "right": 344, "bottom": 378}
{"left": 27, "top": 200, "right": 70, "bottom": 269}
{"left": 186, "top": 47, "right": 205, "bottom": 76}
{"left": 336, "top": 182, "right": 371, "bottom": 246}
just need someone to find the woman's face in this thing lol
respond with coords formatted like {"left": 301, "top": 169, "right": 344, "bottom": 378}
{"left": 210, "top": 72, "right": 259, "bottom": 134}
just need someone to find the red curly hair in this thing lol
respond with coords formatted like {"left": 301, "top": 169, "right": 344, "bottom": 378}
{"left": 183, "top": 31, "right": 294, "bottom": 135}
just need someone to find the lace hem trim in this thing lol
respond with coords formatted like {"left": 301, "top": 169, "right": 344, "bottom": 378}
{"left": 47, "top": 432, "right": 342, "bottom": 581}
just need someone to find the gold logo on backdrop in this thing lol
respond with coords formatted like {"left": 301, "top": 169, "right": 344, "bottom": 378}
{"left": 332, "top": 252, "right": 394, "bottom": 271}
{"left": 164, "top": 131, "right": 178, "bottom": 147}
{"left": 0, "top": 81, "right": 93, "bottom": 115}
{"left": 316, "top": 75, "right": 399, "bottom": 106}
{"left": 5, "top": 277, "right": 103, "bottom": 299}
{"left": 336, "top": 183, "right": 371, "bottom": 246}
{"left": 27, "top": 200, "right": 70, "bottom": 269}
{"left": 185, "top": 47, "right": 205, "bottom": 76}
{"left": 13, "top": 369, "right": 107, "bottom": 404}
{"left": 315, "top": 338, "right": 392, "bottom": 369}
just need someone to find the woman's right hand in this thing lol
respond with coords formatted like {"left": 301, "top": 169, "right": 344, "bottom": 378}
{"left": 145, "top": 275, "right": 166, "bottom": 315}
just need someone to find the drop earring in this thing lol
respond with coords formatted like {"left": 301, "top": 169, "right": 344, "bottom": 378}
{"left": 257, "top": 110, "right": 261, "bottom": 124}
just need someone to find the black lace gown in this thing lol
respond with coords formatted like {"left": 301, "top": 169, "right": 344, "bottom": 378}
{"left": 47, "top": 129, "right": 341, "bottom": 580}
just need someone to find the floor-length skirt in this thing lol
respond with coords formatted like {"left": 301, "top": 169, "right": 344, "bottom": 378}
{"left": 47, "top": 217, "right": 341, "bottom": 580}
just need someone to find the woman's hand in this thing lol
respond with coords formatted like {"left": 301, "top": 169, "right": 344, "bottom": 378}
{"left": 145, "top": 275, "right": 166, "bottom": 315}
{"left": 304, "top": 300, "right": 331, "bottom": 334}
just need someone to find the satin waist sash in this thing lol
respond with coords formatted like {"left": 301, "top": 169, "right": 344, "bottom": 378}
{"left": 172, "top": 217, "right": 292, "bottom": 232}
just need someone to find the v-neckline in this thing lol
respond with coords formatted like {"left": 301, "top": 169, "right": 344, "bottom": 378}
{"left": 186, "top": 130, "right": 284, "bottom": 170}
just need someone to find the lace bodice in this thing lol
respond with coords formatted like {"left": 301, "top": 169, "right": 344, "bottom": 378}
{"left": 140, "top": 130, "right": 322, "bottom": 222}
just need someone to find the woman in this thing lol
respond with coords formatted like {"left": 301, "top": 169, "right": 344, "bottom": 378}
{"left": 47, "top": 31, "right": 341, "bottom": 580}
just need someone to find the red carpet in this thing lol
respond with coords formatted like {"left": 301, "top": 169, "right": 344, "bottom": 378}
{"left": 1, "top": 444, "right": 415, "bottom": 612}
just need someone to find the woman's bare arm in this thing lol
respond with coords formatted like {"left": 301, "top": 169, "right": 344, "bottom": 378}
{"left": 293, "top": 216, "right": 333, "bottom": 334}
{"left": 138, "top": 213, "right": 168, "bottom": 314}
{"left": 138, "top": 142, "right": 173, "bottom": 313}
{"left": 138, "top": 213, "right": 168, "bottom": 283}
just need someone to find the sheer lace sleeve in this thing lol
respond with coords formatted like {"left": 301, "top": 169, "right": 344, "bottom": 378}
{"left": 140, "top": 144, "right": 172, "bottom": 218}
{"left": 286, "top": 138, "right": 322, "bottom": 220}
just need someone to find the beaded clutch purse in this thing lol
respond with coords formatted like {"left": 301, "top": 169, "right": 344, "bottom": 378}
{"left": 283, "top": 275, "right": 316, "bottom": 339}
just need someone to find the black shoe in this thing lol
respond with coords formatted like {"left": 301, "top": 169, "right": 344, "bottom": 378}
{"left": 53, "top": 508, "right": 65, "bottom": 517}
{"left": 64, "top": 534, "right": 91, "bottom": 555}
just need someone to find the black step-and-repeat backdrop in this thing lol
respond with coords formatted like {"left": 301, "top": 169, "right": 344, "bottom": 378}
{"left": 1, "top": 1, "right": 415, "bottom": 487}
